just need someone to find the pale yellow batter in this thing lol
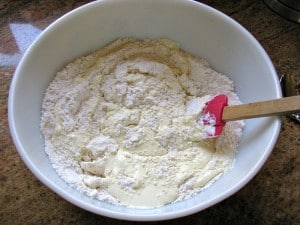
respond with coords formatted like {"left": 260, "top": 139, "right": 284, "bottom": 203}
{"left": 40, "top": 38, "right": 244, "bottom": 208}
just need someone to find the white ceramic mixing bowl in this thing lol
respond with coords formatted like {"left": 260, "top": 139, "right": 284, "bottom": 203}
{"left": 8, "top": 0, "right": 281, "bottom": 221}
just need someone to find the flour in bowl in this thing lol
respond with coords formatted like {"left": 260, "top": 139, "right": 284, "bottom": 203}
{"left": 40, "top": 38, "right": 244, "bottom": 208}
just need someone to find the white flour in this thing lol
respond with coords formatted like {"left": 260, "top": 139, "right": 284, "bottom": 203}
{"left": 40, "top": 38, "right": 244, "bottom": 208}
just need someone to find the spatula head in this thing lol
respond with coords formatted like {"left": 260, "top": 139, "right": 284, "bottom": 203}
{"left": 202, "top": 94, "right": 228, "bottom": 136}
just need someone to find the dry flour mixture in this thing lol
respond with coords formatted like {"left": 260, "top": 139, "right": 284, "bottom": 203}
{"left": 40, "top": 38, "right": 244, "bottom": 208}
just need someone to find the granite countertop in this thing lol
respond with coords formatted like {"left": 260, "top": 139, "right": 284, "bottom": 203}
{"left": 0, "top": 0, "right": 299, "bottom": 224}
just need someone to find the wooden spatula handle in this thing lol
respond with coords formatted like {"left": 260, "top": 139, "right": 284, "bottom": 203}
{"left": 222, "top": 95, "right": 300, "bottom": 121}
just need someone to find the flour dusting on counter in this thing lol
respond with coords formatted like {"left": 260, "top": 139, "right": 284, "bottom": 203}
{"left": 40, "top": 38, "right": 244, "bottom": 208}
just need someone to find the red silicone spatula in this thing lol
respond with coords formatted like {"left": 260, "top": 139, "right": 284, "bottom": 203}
{"left": 202, "top": 94, "right": 300, "bottom": 136}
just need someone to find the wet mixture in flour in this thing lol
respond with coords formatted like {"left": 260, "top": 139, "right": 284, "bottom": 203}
{"left": 40, "top": 38, "right": 244, "bottom": 208}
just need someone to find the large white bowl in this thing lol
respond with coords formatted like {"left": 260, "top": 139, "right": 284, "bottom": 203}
{"left": 8, "top": 0, "right": 282, "bottom": 221}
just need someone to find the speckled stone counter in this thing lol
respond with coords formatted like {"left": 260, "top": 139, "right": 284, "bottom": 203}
{"left": 0, "top": 1, "right": 299, "bottom": 224}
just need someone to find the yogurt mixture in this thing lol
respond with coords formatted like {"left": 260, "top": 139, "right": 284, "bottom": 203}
{"left": 40, "top": 38, "right": 244, "bottom": 208}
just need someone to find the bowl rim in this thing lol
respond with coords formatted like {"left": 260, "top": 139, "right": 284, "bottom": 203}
{"left": 8, "top": 0, "right": 282, "bottom": 221}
